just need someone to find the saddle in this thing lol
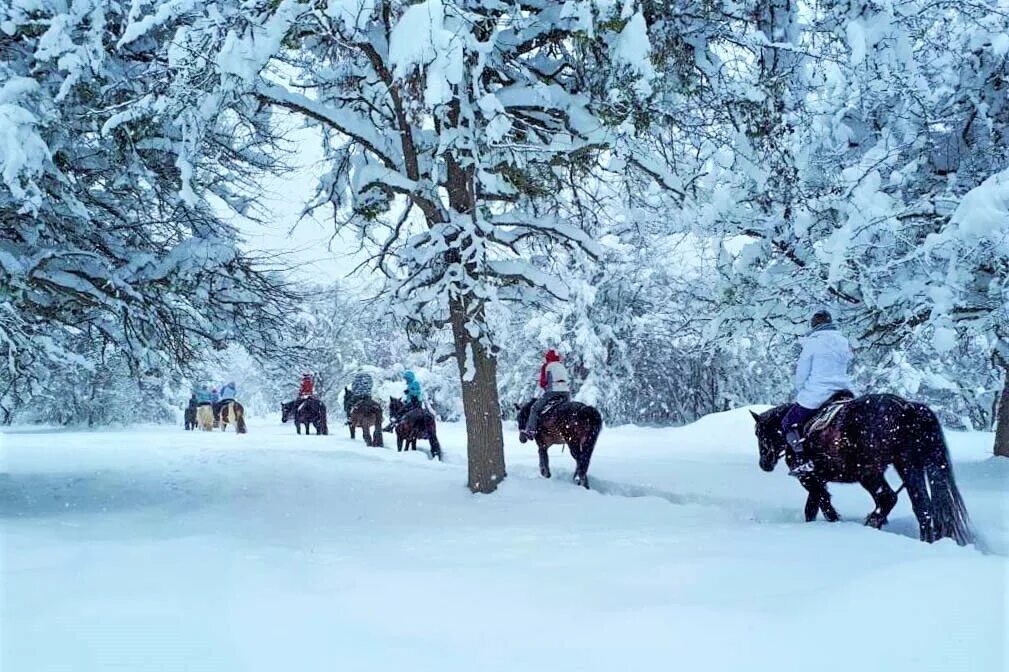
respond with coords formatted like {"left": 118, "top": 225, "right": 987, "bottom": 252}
{"left": 803, "top": 390, "right": 855, "bottom": 436}
{"left": 346, "top": 394, "right": 372, "bottom": 412}
{"left": 539, "top": 395, "right": 570, "bottom": 420}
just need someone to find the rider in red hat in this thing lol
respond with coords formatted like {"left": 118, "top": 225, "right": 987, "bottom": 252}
{"left": 298, "top": 372, "right": 315, "bottom": 399}
{"left": 524, "top": 349, "right": 571, "bottom": 440}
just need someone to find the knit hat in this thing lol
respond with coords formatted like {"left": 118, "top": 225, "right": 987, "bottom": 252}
{"left": 810, "top": 310, "right": 833, "bottom": 328}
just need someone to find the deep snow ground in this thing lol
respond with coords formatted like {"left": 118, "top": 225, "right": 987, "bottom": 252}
{"left": 1, "top": 409, "right": 1006, "bottom": 672}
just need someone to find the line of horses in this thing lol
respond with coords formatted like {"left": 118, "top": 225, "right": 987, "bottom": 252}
{"left": 279, "top": 389, "right": 605, "bottom": 484}
{"left": 185, "top": 401, "right": 247, "bottom": 433}
{"left": 190, "top": 387, "right": 974, "bottom": 547}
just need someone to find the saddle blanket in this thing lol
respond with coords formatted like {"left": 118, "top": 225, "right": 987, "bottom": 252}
{"left": 806, "top": 399, "right": 850, "bottom": 434}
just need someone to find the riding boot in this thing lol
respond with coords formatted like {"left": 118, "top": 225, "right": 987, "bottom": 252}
{"left": 785, "top": 429, "right": 815, "bottom": 477}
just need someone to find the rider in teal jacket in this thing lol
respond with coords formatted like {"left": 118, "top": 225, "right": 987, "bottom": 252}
{"left": 403, "top": 371, "right": 423, "bottom": 409}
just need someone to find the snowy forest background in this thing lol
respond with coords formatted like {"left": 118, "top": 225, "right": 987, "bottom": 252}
{"left": 2, "top": 0, "right": 1008, "bottom": 466}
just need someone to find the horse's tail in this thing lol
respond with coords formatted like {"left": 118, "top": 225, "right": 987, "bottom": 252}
{"left": 374, "top": 407, "right": 384, "bottom": 446}
{"left": 319, "top": 402, "right": 329, "bottom": 435}
{"left": 235, "top": 402, "right": 247, "bottom": 434}
{"left": 426, "top": 412, "right": 442, "bottom": 458}
{"left": 580, "top": 405, "right": 603, "bottom": 457}
{"left": 912, "top": 404, "right": 973, "bottom": 546}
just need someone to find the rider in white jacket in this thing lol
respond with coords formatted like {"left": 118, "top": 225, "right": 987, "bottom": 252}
{"left": 782, "top": 310, "right": 854, "bottom": 476}
{"left": 524, "top": 349, "right": 571, "bottom": 439}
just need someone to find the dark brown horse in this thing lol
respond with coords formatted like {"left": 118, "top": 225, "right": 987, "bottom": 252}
{"left": 218, "top": 400, "right": 247, "bottom": 434}
{"left": 516, "top": 398, "right": 603, "bottom": 489}
{"left": 344, "top": 389, "right": 383, "bottom": 447}
{"left": 388, "top": 397, "right": 441, "bottom": 460}
{"left": 752, "top": 394, "right": 973, "bottom": 545}
{"left": 281, "top": 397, "right": 328, "bottom": 435}
{"left": 184, "top": 401, "right": 197, "bottom": 430}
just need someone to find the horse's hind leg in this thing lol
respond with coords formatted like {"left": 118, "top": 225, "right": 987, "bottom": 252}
{"left": 860, "top": 473, "right": 898, "bottom": 529}
{"left": 894, "top": 461, "right": 935, "bottom": 542}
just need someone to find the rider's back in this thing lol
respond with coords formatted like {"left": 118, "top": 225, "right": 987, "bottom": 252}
{"left": 796, "top": 328, "right": 853, "bottom": 409}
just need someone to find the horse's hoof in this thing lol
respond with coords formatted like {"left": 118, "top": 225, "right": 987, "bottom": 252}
{"left": 541, "top": 468, "right": 551, "bottom": 478}
{"left": 519, "top": 434, "right": 528, "bottom": 444}
{"left": 864, "top": 513, "right": 886, "bottom": 529}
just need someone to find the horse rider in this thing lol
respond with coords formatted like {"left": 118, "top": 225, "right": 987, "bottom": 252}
{"left": 523, "top": 349, "right": 571, "bottom": 441}
{"left": 345, "top": 371, "right": 374, "bottom": 424}
{"left": 384, "top": 370, "right": 424, "bottom": 431}
{"left": 298, "top": 372, "right": 315, "bottom": 399}
{"left": 219, "top": 381, "right": 237, "bottom": 404}
{"left": 210, "top": 386, "right": 221, "bottom": 421}
{"left": 781, "top": 309, "right": 854, "bottom": 476}
{"left": 194, "top": 386, "right": 213, "bottom": 408}
{"left": 402, "top": 370, "right": 423, "bottom": 412}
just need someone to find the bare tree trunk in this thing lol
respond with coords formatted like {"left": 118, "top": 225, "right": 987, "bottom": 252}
{"left": 450, "top": 295, "right": 507, "bottom": 493}
{"left": 994, "top": 356, "right": 1009, "bottom": 458}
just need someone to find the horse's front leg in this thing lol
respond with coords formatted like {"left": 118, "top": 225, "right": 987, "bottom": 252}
{"left": 349, "top": 423, "right": 356, "bottom": 439}
{"left": 860, "top": 474, "right": 898, "bottom": 529}
{"left": 363, "top": 426, "right": 372, "bottom": 446}
{"left": 538, "top": 442, "right": 551, "bottom": 479}
{"left": 396, "top": 429, "right": 404, "bottom": 452}
{"left": 799, "top": 477, "right": 839, "bottom": 522}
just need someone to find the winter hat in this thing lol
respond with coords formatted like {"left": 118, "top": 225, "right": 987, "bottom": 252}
{"left": 810, "top": 310, "right": 833, "bottom": 329}
{"left": 545, "top": 349, "right": 561, "bottom": 362}
{"left": 403, "top": 370, "right": 416, "bottom": 382}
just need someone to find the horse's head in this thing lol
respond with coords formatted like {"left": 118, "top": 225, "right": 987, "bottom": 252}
{"left": 281, "top": 400, "right": 294, "bottom": 423}
{"left": 343, "top": 388, "right": 353, "bottom": 414}
{"left": 389, "top": 396, "right": 404, "bottom": 417}
{"left": 751, "top": 408, "right": 786, "bottom": 472}
{"left": 515, "top": 399, "right": 533, "bottom": 432}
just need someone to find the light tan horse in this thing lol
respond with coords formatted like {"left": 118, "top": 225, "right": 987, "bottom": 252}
{"left": 219, "top": 400, "right": 247, "bottom": 434}
{"left": 196, "top": 404, "right": 215, "bottom": 431}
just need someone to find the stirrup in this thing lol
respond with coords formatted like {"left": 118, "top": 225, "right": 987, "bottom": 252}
{"left": 789, "top": 458, "right": 815, "bottom": 477}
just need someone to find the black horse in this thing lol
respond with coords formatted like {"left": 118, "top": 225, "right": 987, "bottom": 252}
{"left": 516, "top": 398, "right": 602, "bottom": 489}
{"left": 388, "top": 397, "right": 442, "bottom": 460}
{"left": 752, "top": 393, "right": 973, "bottom": 545}
{"left": 281, "top": 397, "right": 328, "bottom": 436}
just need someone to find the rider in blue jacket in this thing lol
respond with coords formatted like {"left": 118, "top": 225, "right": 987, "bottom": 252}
{"left": 402, "top": 371, "right": 423, "bottom": 410}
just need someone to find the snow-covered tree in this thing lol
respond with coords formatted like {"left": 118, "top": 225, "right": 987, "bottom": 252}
{"left": 0, "top": 1, "right": 300, "bottom": 420}
{"left": 140, "top": 0, "right": 658, "bottom": 491}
